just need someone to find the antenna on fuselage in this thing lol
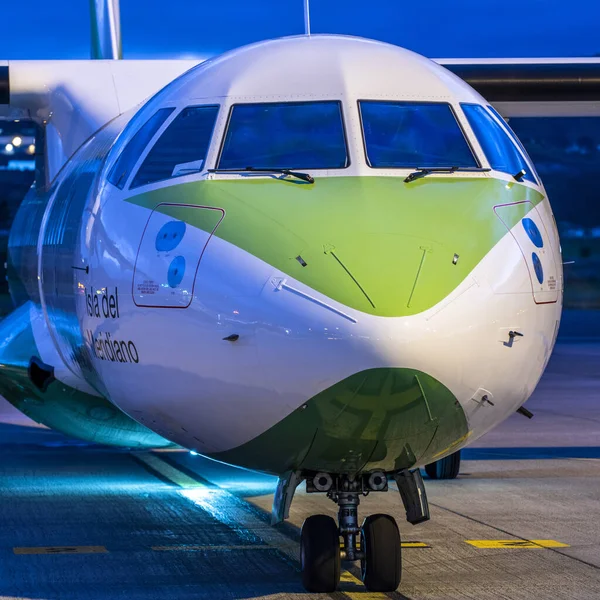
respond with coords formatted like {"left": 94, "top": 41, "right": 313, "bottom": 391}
{"left": 89, "top": 0, "right": 122, "bottom": 59}
{"left": 304, "top": 0, "right": 311, "bottom": 35}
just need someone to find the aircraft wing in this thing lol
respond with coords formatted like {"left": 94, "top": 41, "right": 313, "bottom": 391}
{"left": 436, "top": 58, "right": 600, "bottom": 117}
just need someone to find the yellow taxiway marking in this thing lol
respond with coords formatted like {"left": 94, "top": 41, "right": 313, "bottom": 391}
{"left": 466, "top": 539, "right": 570, "bottom": 549}
{"left": 340, "top": 570, "right": 390, "bottom": 599}
{"left": 14, "top": 546, "right": 107, "bottom": 555}
{"left": 401, "top": 541, "right": 430, "bottom": 548}
{"left": 135, "top": 453, "right": 206, "bottom": 488}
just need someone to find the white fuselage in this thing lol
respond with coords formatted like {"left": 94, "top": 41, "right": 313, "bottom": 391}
{"left": 9, "top": 35, "right": 561, "bottom": 474}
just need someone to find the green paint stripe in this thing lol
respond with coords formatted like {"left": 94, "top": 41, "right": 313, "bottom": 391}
{"left": 211, "top": 367, "right": 468, "bottom": 475}
{"left": 127, "top": 175, "right": 543, "bottom": 317}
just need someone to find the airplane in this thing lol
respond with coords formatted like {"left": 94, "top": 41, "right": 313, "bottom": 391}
{"left": 1, "top": 0, "right": 600, "bottom": 593}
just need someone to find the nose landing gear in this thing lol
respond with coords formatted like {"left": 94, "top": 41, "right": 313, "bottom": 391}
{"left": 298, "top": 470, "right": 423, "bottom": 593}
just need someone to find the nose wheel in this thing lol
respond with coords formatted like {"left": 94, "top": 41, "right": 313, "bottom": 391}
{"left": 300, "top": 473, "right": 402, "bottom": 593}
{"left": 361, "top": 514, "right": 402, "bottom": 591}
{"left": 300, "top": 515, "right": 341, "bottom": 592}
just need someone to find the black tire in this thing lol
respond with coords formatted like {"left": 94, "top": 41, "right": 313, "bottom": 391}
{"left": 425, "top": 450, "right": 461, "bottom": 480}
{"left": 300, "top": 514, "right": 341, "bottom": 593}
{"left": 361, "top": 514, "right": 401, "bottom": 592}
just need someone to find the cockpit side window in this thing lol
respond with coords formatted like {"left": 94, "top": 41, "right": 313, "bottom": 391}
{"left": 487, "top": 105, "right": 540, "bottom": 183}
{"left": 358, "top": 101, "right": 478, "bottom": 169}
{"left": 107, "top": 108, "right": 174, "bottom": 190}
{"left": 461, "top": 104, "right": 538, "bottom": 184}
{"left": 130, "top": 105, "right": 219, "bottom": 189}
{"left": 218, "top": 101, "right": 348, "bottom": 170}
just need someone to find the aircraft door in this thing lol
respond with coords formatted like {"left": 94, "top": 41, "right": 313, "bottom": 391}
{"left": 494, "top": 201, "right": 558, "bottom": 304}
{"left": 133, "top": 204, "right": 224, "bottom": 308}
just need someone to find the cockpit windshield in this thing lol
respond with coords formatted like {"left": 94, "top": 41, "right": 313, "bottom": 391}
{"left": 359, "top": 101, "right": 478, "bottom": 169}
{"left": 217, "top": 101, "right": 348, "bottom": 170}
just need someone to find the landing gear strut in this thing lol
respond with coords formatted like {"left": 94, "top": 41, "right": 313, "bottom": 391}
{"left": 337, "top": 488, "right": 363, "bottom": 561}
{"left": 294, "top": 469, "right": 428, "bottom": 593}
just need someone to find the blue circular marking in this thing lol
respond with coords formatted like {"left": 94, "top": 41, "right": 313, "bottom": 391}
{"left": 156, "top": 221, "right": 186, "bottom": 252}
{"left": 168, "top": 256, "right": 186, "bottom": 288}
{"left": 532, "top": 252, "right": 544, "bottom": 284}
{"left": 522, "top": 218, "right": 543, "bottom": 248}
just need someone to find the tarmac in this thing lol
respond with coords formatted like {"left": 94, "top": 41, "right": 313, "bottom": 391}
{"left": 1, "top": 342, "right": 599, "bottom": 600}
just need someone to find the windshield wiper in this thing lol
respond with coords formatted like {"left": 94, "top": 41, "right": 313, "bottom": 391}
{"left": 208, "top": 166, "right": 314, "bottom": 184}
{"left": 404, "top": 166, "right": 491, "bottom": 183}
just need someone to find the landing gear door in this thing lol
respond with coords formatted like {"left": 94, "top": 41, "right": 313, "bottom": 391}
{"left": 133, "top": 204, "right": 224, "bottom": 308}
{"left": 494, "top": 201, "right": 558, "bottom": 304}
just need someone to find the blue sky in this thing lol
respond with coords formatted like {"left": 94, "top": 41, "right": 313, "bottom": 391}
{"left": 1, "top": 0, "right": 600, "bottom": 59}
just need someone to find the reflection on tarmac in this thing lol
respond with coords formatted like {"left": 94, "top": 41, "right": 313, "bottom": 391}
{"left": 1, "top": 343, "right": 600, "bottom": 599}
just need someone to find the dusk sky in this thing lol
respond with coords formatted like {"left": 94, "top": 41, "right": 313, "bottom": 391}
{"left": 1, "top": 0, "right": 600, "bottom": 60}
